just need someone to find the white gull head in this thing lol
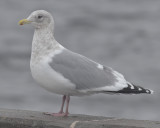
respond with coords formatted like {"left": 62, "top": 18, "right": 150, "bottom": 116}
{"left": 19, "top": 10, "right": 54, "bottom": 30}
{"left": 27, "top": 10, "right": 54, "bottom": 29}
{"left": 19, "top": 10, "right": 62, "bottom": 63}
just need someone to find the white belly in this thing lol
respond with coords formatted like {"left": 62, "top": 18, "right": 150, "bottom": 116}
{"left": 30, "top": 59, "right": 76, "bottom": 95}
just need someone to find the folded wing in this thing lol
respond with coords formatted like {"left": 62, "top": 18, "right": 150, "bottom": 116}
{"left": 49, "top": 49, "right": 127, "bottom": 92}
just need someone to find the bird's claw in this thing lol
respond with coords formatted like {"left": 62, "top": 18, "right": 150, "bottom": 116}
{"left": 43, "top": 112, "right": 68, "bottom": 117}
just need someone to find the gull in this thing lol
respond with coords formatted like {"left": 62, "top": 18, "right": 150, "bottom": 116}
{"left": 19, "top": 10, "right": 153, "bottom": 117}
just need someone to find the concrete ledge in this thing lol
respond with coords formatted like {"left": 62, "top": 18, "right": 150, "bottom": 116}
{"left": 0, "top": 108, "right": 159, "bottom": 128}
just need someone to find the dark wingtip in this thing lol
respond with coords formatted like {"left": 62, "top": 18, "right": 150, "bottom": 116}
{"left": 145, "top": 89, "right": 154, "bottom": 94}
{"left": 116, "top": 83, "right": 154, "bottom": 94}
{"left": 101, "top": 83, "right": 154, "bottom": 95}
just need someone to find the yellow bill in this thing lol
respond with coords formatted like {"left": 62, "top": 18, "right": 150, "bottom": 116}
{"left": 18, "top": 19, "right": 31, "bottom": 25}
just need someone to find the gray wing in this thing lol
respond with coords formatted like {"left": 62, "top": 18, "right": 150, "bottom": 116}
{"left": 49, "top": 49, "right": 117, "bottom": 90}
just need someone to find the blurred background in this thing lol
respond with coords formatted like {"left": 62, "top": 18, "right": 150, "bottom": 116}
{"left": 0, "top": 0, "right": 159, "bottom": 121}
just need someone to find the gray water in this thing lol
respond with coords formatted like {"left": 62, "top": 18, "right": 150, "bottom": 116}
{"left": 0, "top": 0, "right": 159, "bottom": 121}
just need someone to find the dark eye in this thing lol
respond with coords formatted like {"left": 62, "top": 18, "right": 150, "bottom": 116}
{"left": 38, "top": 15, "right": 43, "bottom": 19}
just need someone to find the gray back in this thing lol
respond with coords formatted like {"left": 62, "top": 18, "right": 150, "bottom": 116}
{"left": 49, "top": 49, "right": 117, "bottom": 90}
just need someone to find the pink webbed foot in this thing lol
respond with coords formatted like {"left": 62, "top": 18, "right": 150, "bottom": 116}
{"left": 44, "top": 95, "right": 70, "bottom": 117}
{"left": 44, "top": 112, "right": 68, "bottom": 117}
{"left": 52, "top": 113, "right": 68, "bottom": 117}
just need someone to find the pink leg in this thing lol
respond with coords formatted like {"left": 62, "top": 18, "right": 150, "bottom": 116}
{"left": 53, "top": 95, "right": 70, "bottom": 117}
{"left": 59, "top": 95, "right": 66, "bottom": 113}
{"left": 44, "top": 95, "right": 67, "bottom": 116}
{"left": 64, "top": 95, "right": 70, "bottom": 116}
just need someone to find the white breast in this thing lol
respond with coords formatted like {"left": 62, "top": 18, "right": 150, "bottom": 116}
{"left": 30, "top": 55, "right": 76, "bottom": 95}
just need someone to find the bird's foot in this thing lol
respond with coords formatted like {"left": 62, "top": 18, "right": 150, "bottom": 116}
{"left": 44, "top": 112, "right": 68, "bottom": 117}
{"left": 52, "top": 113, "right": 68, "bottom": 117}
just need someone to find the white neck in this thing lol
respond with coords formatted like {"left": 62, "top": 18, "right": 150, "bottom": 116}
{"left": 31, "top": 23, "right": 60, "bottom": 60}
